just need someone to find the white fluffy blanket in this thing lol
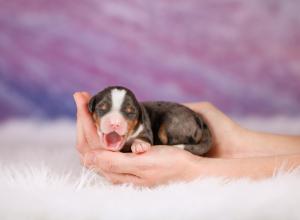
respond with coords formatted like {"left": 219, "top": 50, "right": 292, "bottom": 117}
{"left": 1, "top": 118, "right": 300, "bottom": 220}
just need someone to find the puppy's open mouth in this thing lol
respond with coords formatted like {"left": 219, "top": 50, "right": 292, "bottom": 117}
{"left": 103, "top": 131, "right": 125, "bottom": 151}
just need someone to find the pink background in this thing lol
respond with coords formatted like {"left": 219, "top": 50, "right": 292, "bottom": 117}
{"left": 0, "top": 0, "right": 300, "bottom": 120}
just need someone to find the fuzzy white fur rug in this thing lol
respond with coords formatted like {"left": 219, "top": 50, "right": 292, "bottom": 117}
{"left": 0, "top": 118, "right": 300, "bottom": 220}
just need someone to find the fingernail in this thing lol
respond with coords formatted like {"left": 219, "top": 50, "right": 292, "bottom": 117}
{"left": 73, "top": 92, "right": 81, "bottom": 100}
{"left": 85, "top": 152, "right": 96, "bottom": 165}
{"left": 73, "top": 93, "right": 79, "bottom": 105}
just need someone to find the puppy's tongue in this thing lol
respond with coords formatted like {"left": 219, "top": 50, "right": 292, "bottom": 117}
{"left": 105, "top": 132, "right": 122, "bottom": 147}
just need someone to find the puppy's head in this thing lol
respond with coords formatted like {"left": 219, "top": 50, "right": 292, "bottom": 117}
{"left": 89, "top": 86, "right": 141, "bottom": 151}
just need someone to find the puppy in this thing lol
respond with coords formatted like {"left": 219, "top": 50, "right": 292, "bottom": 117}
{"left": 88, "top": 86, "right": 212, "bottom": 156}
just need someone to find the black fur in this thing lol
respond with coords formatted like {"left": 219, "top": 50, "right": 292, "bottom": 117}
{"left": 142, "top": 101, "right": 212, "bottom": 155}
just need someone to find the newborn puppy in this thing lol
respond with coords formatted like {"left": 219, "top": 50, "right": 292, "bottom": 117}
{"left": 88, "top": 86, "right": 212, "bottom": 156}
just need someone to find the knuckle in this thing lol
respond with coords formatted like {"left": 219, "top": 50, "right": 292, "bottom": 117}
{"left": 111, "top": 179, "right": 121, "bottom": 185}
{"left": 107, "top": 176, "right": 118, "bottom": 184}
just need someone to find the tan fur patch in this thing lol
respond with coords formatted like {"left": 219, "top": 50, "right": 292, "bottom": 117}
{"left": 158, "top": 125, "right": 168, "bottom": 145}
{"left": 93, "top": 113, "right": 101, "bottom": 131}
{"left": 127, "top": 119, "right": 138, "bottom": 136}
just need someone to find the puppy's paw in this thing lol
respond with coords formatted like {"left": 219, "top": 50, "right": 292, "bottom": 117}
{"left": 131, "top": 139, "right": 151, "bottom": 154}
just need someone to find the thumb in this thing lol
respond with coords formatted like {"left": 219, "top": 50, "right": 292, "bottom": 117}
{"left": 73, "top": 91, "right": 101, "bottom": 148}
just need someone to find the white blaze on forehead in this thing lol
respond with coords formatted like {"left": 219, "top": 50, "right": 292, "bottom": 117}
{"left": 111, "top": 88, "right": 126, "bottom": 111}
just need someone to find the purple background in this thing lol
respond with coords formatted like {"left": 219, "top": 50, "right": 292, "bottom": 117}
{"left": 0, "top": 0, "right": 300, "bottom": 120}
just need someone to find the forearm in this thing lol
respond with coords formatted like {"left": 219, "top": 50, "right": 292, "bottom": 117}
{"left": 195, "top": 154, "right": 300, "bottom": 180}
{"left": 232, "top": 128, "right": 300, "bottom": 158}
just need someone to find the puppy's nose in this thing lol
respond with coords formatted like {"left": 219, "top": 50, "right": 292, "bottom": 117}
{"left": 110, "top": 122, "right": 121, "bottom": 130}
{"left": 110, "top": 123, "right": 120, "bottom": 129}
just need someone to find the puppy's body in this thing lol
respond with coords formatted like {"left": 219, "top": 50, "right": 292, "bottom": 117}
{"left": 141, "top": 101, "right": 212, "bottom": 155}
{"left": 89, "top": 86, "right": 212, "bottom": 156}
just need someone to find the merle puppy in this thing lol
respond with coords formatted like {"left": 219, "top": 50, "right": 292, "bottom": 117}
{"left": 88, "top": 86, "right": 212, "bottom": 156}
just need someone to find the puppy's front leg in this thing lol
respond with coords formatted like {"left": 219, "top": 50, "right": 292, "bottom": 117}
{"left": 131, "top": 139, "right": 151, "bottom": 154}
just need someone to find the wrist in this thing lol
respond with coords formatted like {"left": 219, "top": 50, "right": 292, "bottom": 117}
{"left": 189, "top": 156, "right": 242, "bottom": 179}
{"left": 189, "top": 155, "right": 294, "bottom": 180}
{"left": 213, "top": 124, "right": 250, "bottom": 158}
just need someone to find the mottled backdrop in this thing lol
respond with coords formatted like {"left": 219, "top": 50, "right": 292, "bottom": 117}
{"left": 0, "top": 0, "right": 299, "bottom": 120}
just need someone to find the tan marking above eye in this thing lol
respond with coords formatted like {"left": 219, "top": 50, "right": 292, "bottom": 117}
{"left": 127, "top": 119, "right": 138, "bottom": 134}
{"left": 92, "top": 112, "right": 97, "bottom": 120}
{"left": 99, "top": 103, "right": 108, "bottom": 110}
{"left": 125, "top": 106, "right": 133, "bottom": 113}
{"left": 93, "top": 113, "right": 101, "bottom": 128}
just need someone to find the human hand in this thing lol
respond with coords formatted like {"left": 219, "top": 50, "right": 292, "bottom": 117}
{"left": 74, "top": 92, "right": 300, "bottom": 186}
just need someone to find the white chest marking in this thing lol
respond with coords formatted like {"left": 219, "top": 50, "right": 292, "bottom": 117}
{"left": 111, "top": 89, "right": 126, "bottom": 112}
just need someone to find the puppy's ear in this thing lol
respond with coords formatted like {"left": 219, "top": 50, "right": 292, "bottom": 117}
{"left": 88, "top": 96, "right": 97, "bottom": 113}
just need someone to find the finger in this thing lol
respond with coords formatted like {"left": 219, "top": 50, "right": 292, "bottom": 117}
{"left": 75, "top": 107, "right": 90, "bottom": 155}
{"left": 74, "top": 92, "right": 101, "bottom": 148}
{"left": 183, "top": 102, "right": 229, "bottom": 127}
{"left": 74, "top": 92, "right": 92, "bottom": 154}
{"left": 85, "top": 150, "right": 141, "bottom": 174}
{"left": 184, "top": 102, "right": 230, "bottom": 120}
{"left": 184, "top": 102, "right": 217, "bottom": 117}
{"left": 101, "top": 171, "right": 143, "bottom": 185}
